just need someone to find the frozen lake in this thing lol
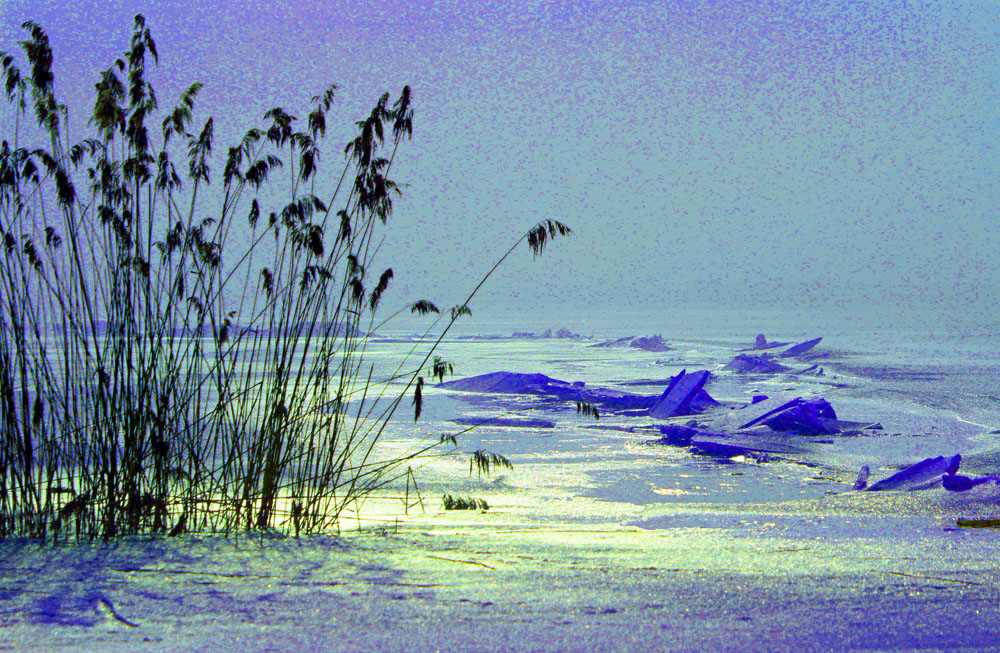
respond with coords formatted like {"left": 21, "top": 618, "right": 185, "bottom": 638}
{"left": 5, "top": 312, "right": 1000, "bottom": 650}
{"left": 349, "top": 312, "right": 1000, "bottom": 529}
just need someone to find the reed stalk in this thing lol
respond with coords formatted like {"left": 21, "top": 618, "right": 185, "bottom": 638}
{"left": 0, "top": 16, "right": 571, "bottom": 541}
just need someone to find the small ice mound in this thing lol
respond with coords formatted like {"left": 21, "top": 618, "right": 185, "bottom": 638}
{"left": 510, "top": 327, "right": 583, "bottom": 339}
{"left": 628, "top": 335, "right": 672, "bottom": 352}
{"left": 589, "top": 335, "right": 672, "bottom": 352}
{"left": 725, "top": 354, "right": 790, "bottom": 374}
{"left": 438, "top": 371, "right": 564, "bottom": 394}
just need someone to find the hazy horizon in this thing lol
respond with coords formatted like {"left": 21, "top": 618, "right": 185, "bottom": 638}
{"left": 3, "top": 0, "right": 997, "bottom": 330}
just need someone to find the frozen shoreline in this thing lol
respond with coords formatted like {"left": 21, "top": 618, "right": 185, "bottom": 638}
{"left": 3, "top": 490, "right": 1000, "bottom": 651}
{"left": 5, "top": 330, "right": 1000, "bottom": 650}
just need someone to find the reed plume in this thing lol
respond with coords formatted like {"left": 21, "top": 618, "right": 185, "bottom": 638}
{"left": 0, "top": 16, "right": 571, "bottom": 541}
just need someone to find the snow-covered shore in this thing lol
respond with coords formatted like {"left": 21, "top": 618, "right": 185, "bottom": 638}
{"left": 3, "top": 489, "right": 1000, "bottom": 651}
{"left": 5, "top": 328, "right": 1000, "bottom": 651}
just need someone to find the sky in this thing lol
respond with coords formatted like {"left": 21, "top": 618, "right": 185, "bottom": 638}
{"left": 2, "top": 0, "right": 998, "bottom": 331}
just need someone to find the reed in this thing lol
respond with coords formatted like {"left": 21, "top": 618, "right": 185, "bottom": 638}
{"left": 442, "top": 495, "right": 489, "bottom": 511}
{"left": 0, "top": 16, "right": 571, "bottom": 541}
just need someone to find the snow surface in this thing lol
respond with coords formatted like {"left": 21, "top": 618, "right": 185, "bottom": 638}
{"left": 3, "top": 329, "right": 1000, "bottom": 651}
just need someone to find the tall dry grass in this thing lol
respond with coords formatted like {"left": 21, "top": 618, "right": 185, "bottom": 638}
{"left": 0, "top": 16, "right": 570, "bottom": 541}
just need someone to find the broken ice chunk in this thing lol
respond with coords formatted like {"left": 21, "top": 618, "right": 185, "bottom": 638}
{"left": 942, "top": 474, "right": 1000, "bottom": 492}
{"left": 725, "top": 354, "right": 790, "bottom": 374}
{"left": 737, "top": 334, "right": 790, "bottom": 351}
{"left": 449, "top": 416, "right": 556, "bottom": 428}
{"left": 648, "top": 370, "right": 711, "bottom": 419}
{"left": 865, "top": 454, "right": 962, "bottom": 491}
{"left": 629, "top": 335, "right": 672, "bottom": 352}
{"left": 438, "top": 371, "right": 565, "bottom": 394}
{"left": 763, "top": 398, "right": 839, "bottom": 435}
{"left": 688, "top": 433, "right": 810, "bottom": 458}
{"left": 778, "top": 337, "right": 823, "bottom": 358}
{"left": 790, "top": 364, "right": 823, "bottom": 376}
{"left": 708, "top": 396, "right": 802, "bottom": 431}
{"left": 657, "top": 424, "right": 700, "bottom": 447}
{"left": 853, "top": 465, "right": 870, "bottom": 490}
